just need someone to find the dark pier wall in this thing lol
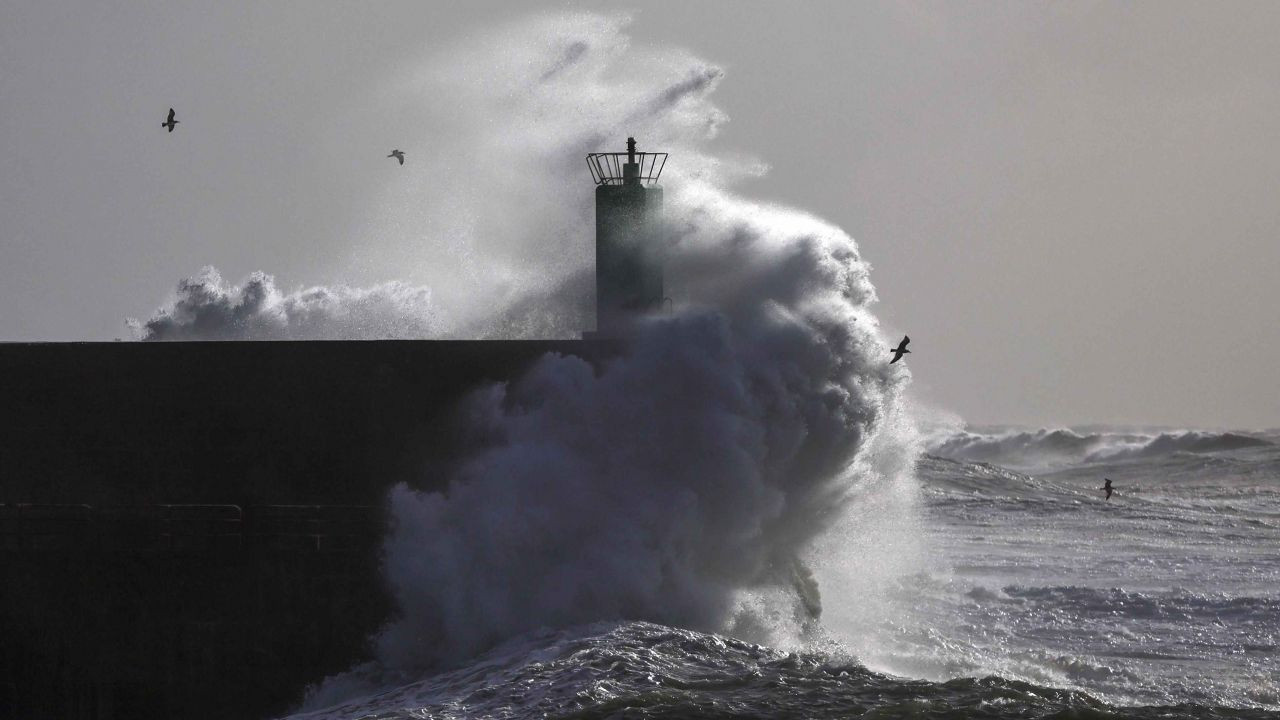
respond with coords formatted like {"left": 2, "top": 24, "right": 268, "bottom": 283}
{"left": 3, "top": 536, "right": 389, "bottom": 720}
{"left": 0, "top": 340, "right": 604, "bottom": 506}
{"left": 0, "top": 339, "right": 610, "bottom": 719}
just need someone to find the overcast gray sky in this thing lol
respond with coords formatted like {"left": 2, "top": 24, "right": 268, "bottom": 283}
{"left": 2, "top": 1, "right": 1277, "bottom": 429}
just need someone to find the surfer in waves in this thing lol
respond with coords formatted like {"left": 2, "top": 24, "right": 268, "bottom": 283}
{"left": 1101, "top": 478, "right": 1114, "bottom": 501}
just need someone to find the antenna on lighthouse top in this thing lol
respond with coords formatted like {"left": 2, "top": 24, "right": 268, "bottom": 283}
{"left": 626, "top": 136, "right": 636, "bottom": 164}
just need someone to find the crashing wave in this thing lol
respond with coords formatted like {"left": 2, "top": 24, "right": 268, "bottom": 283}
{"left": 266, "top": 10, "right": 926, "bottom": 709}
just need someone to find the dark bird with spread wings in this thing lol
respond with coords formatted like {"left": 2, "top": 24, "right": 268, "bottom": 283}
{"left": 387, "top": 149, "right": 405, "bottom": 165}
{"left": 889, "top": 335, "right": 911, "bottom": 364}
{"left": 162, "top": 108, "right": 179, "bottom": 133}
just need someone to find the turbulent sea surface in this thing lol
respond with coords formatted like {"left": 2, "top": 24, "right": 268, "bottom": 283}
{"left": 289, "top": 430, "right": 1280, "bottom": 719}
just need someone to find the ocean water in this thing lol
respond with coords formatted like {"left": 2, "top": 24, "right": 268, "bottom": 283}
{"left": 288, "top": 430, "right": 1280, "bottom": 719}
{"left": 874, "top": 432, "right": 1280, "bottom": 710}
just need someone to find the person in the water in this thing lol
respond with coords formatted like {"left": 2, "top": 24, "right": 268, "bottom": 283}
{"left": 1101, "top": 478, "right": 1114, "bottom": 500}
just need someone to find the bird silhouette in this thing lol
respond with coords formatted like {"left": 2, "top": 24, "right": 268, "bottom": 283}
{"left": 889, "top": 335, "right": 911, "bottom": 364}
{"left": 387, "top": 149, "right": 405, "bottom": 165}
{"left": 162, "top": 108, "right": 179, "bottom": 133}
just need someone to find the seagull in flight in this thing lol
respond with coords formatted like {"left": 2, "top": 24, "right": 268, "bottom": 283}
{"left": 162, "top": 108, "right": 179, "bottom": 133}
{"left": 387, "top": 149, "right": 405, "bottom": 165}
{"left": 889, "top": 335, "right": 911, "bottom": 364}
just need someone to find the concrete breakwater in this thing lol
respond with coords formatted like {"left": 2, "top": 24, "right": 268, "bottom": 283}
{"left": 0, "top": 339, "right": 612, "bottom": 718}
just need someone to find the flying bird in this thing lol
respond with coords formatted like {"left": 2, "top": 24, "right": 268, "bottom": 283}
{"left": 387, "top": 149, "right": 405, "bottom": 165}
{"left": 162, "top": 108, "right": 179, "bottom": 133}
{"left": 889, "top": 335, "right": 911, "bottom": 364}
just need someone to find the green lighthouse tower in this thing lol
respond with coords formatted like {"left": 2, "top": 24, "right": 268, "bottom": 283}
{"left": 585, "top": 137, "right": 667, "bottom": 336}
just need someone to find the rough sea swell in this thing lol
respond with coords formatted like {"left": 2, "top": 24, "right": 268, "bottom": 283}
{"left": 288, "top": 622, "right": 1275, "bottom": 720}
{"left": 128, "top": 12, "right": 1273, "bottom": 719}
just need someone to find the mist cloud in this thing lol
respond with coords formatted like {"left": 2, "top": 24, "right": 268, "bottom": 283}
{"left": 133, "top": 266, "right": 440, "bottom": 341}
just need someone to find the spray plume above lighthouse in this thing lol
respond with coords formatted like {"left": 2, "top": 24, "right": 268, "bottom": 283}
{"left": 585, "top": 137, "right": 667, "bottom": 337}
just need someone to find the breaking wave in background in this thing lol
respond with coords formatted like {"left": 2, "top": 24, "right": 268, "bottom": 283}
{"left": 929, "top": 427, "right": 1274, "bottom": 473}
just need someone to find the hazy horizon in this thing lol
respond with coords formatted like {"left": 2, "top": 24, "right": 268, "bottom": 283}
{"left": 2, "top": 1, "right": 1277, "bottom": 429}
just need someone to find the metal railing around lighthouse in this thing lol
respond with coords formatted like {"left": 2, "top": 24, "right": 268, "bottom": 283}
{"left": 586, "top": 137, "right": 667, "bottom": 186}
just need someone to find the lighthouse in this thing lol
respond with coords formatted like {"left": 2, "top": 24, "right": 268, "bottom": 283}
{"left": 585, "top": 137, "right": 667, "bottom": 336}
